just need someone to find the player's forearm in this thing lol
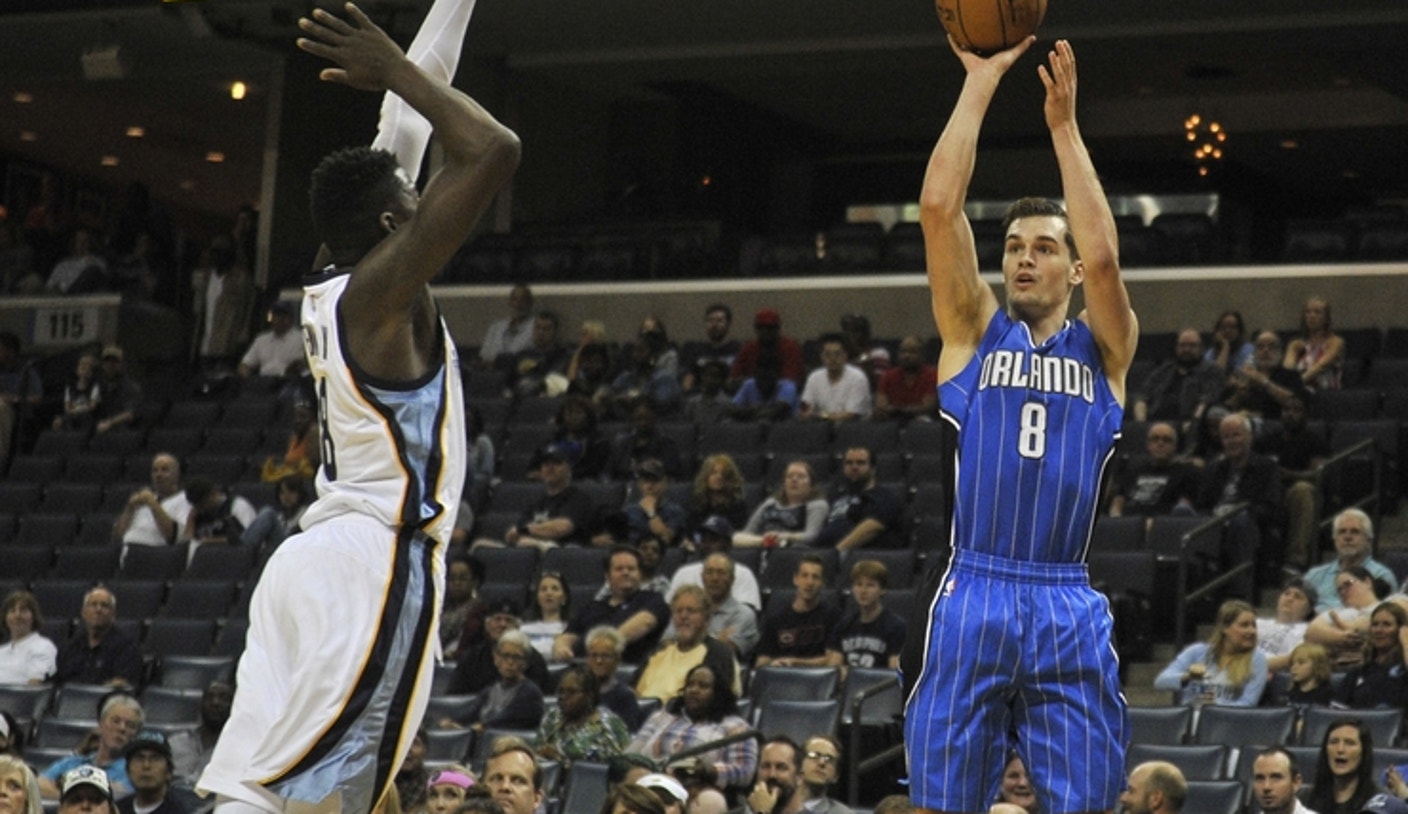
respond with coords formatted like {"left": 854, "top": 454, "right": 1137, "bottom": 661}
{"left": 1051, "top": 123, "right": 1118, "bottom": 272}
{"left": 920, "top": 75, "right": 997, "bottom": 220}
{"left": 383, "top": 59, "right": 518, "bottom": 175}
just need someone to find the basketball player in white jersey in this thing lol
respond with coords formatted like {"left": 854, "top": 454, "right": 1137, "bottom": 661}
{"left": 196, "top": 4, "right": 519, "bottom": 813}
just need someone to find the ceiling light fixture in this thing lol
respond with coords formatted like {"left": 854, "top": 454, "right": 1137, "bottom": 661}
{"left": 205, "top": 151, "right": 225, "bottom": 163}
{"left": 13, "top": 92, "right": 32, "bottom": 104}
{"left": 101, "top": 155, "right": 120, "bottom": 167}
{"left": 1183, "top": 113, "right": 1227, "bottom": 178}
{"left": 231, "top": 81, "right": 247, "bottom": 101}
{"left": 126, "top": 126, "right": 145, "bottom": 139}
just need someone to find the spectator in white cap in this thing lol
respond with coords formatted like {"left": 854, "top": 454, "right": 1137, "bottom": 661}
{"left": 635, "top": 772, "right": 687, "bottom": 814}
{"left": 58, "top": 766, "right": 114, "bottom": 814}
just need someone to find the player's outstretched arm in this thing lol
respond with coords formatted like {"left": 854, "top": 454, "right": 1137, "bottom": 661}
{"left": 1041, "top": 40, "right": 1137, "bottom": 389}
{"left": 921, "top": 36, "right": 1032, "bottom": 376}
{"left": 297, "top": 2, "right": 520, "bottom": 312}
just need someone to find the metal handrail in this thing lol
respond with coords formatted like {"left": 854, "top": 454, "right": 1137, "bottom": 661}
{"left": 846, "top": 675, "right": 905, "bottom": 807}
{"left": 1172, "top": 502, "right": 1249, "bottom": 647}
{"left": 1310, "top": 438, "right": 1383, "bottom": 548}
{"left": 1172, "top": 437, "right": 1384, "bottom": 646}
{"left": 651, "top": 725, "right": 764, "bottom": 776}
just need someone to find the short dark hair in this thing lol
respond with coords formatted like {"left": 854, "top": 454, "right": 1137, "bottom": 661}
{"left": 797, "top": 553, "right": 826, "bottom": 577}
{"left": 184, "top": 477, "right": 215, "bottom": 506}
{"left": 606, "top": 545, "right": 642, "bottom": 571}
{"left": 556, "top": 664, "right": 600, "bottom": 708}
{"left": 309, "top": 146, "right": 405, "bottom": 258}
{"left": 705, "top": 303, "right": 732, "bottom": 322}
{"left": 666, "top": 663, "right": 739, "bottom": 721}
{"left": 764, "top": 735, "right": 802, "bottom": 770}
{"left": 818, "top": 332, "right": 849, "bottom": 355}
{"left": 1002, "top": 196, "right": 1078, "bottom": 258}
{"left": 1254, "top": 746, "right": 1301, "bottom": 779}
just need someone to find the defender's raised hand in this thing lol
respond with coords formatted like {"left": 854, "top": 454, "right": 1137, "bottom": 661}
{"left": 297, "top": 3, "right": 406, "bottom": 92}
{"left": 1039, "top": 39, "right": 1079, "bottom": 132}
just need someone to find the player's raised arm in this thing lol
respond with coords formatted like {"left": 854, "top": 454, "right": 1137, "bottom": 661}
{"left": 1041, "top": 40, "right": 1137, "bottom": 392}
{"left": 297, "top": 2, "right": 520, "bottom": 315}
{"left": 921, "top": 36, "right": 1033, "bottom": 378}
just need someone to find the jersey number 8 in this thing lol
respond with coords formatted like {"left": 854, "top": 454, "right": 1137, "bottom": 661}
{"left": 1018, "top": 402, "right": 1046, "bottom": 459}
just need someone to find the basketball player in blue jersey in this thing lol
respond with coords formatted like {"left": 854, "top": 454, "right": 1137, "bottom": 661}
{"left": 197, "top": 5, "right": 519, "bottom": 814}
{"left": 900, "top": 38, "right": 1137, "bottom": 814}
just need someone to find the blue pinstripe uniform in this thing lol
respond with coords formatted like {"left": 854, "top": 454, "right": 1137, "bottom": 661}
{"left": 903, "top": 311, "right": 1128, "bottom": 813}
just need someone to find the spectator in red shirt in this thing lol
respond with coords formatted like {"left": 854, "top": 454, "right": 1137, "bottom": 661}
{"left": 730, "top": 308, "right": 805, "bottom": 387}
{"left": 873, "top": 335, "right": 936, "bottom": 423}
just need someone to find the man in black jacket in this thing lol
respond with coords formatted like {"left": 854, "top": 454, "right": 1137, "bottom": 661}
{"left": 1196, "top": 412, "right": 1283, "bottom": 600}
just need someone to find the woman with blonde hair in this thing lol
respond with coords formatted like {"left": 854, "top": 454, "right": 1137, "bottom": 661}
{"left": 0, "top": 754, "right": 44, "bottom": 814}
{"left": 685, "top": 454, "right": 748, "bottom": 535}
{"left": 1286, "top": 642, "right": 1334, "bottom": 707}
{"left": 1283, "top": 295, "right": 1345, "bottom": 391}
{"left": 1154, "top": 599, "right": 1268, "bottom": 706}
{"left": 424, "top": 764, "right": 475, "bottom": 814}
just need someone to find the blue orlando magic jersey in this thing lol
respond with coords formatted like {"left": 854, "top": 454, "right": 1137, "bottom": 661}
{"left": 297, "top": 268, "right": 467, "bottom": 546}
{"left": 938, "top": 311, "right": 1122, "bottom": 563}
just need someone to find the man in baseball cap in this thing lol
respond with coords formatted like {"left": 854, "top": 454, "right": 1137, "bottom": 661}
{"left": 481, "top": 441, "right": 593, "bottom": 552}
{"left": 636, "top": 772, "right": 688, "bottom": 814}
{"left": 446, "top": 596, "right": 550, "bottom": 696}
{"left": 665, "top": 515, "right": 762, "bottom": 611}
{"left": 730, "top": 307, "right": 804, "bottom": 386}
{"left": 60, "top": 766, "right": 114, "bottom": 814}
{"left": 119, "top": 731, "right": 190, "bottom": 814}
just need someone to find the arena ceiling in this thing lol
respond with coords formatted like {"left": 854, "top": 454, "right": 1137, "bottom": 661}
{"left": 1, "top": 0, "right": 1406, "bottom": 223}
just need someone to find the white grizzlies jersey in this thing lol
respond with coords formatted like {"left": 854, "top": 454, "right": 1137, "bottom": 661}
{"left": 938, "top": 311, "right": 1123, "bottom": 563}
{"left": 298, "top": 268, "right": 466, "bottom": 546}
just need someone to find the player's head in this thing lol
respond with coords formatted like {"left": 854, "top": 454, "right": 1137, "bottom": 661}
{"left": 1000, "top": 197, "right": 1082, "bottom": 317}
{"left": 310, "top": 146, "right": 416, "bottom": 262}
{"left": 1002, "top": 197, "right": 1076, "bottom": 255}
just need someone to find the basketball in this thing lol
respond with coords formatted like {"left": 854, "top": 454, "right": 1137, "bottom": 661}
{"left": 935, "top": 0, "right": 1047, "bottom": 55}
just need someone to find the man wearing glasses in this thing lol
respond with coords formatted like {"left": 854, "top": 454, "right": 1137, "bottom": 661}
{"left": 1302, "top": 508, "right": 1394, "bottom": 614}
{"left": 739, "top": 735, "right": 852, "bottom": 814}
{"left": 794, "top": 736, "right": 853, "bottom": 814}
{"left": 1107, "top": 422, "right": 1199, "bottom": 521}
